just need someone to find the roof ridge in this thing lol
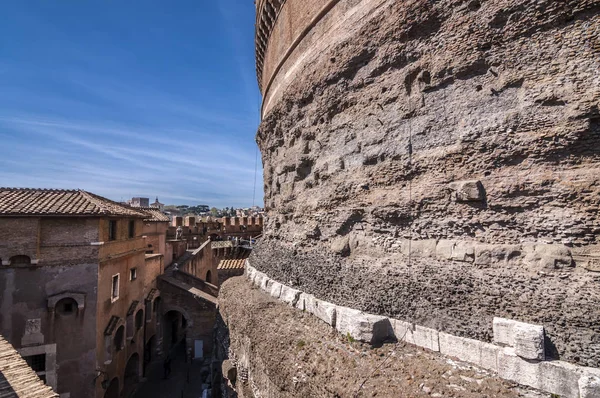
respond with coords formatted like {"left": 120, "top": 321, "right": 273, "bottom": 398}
{"left": 0, "top": 187, "right": 78, "bottom": 192}
{"left": 79, "top": 190, "right": 145, "bottom": 217}
{"left": 0, "top": 188, "right": 147, "bottom": 217}
{"left": 78, "top": 190, "right": 110, "bottom": 214}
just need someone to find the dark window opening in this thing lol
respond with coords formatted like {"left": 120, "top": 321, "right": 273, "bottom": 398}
{"left": 109, "top": 220, "right": 117, "bottom": 241}
{"left": 206, "top": 270, "right": 212, "bottom": 284}
{"left": 130, "top": 268, "right": 137, "bottom": 281}
{"left": 25, "top": 354, "right": 46, "bottom": 372}
{"left": 128, "top": 220, "right": 135, "bottom": 238}
{"left": 153, "top": 298, "right": 161, "bottom": 314}
{"left": 135, "top": 310, "right": 144, "bottom": 330}
{"left": 114, "top": 326, "right": 124, "bottom": 351}
{"left": 10, "top": 255, "right": 31, "bottom": 265}
{"left": 56, "top": 298, "right": 78, "bottom": 316}
{"left": 111, "top": 274, "right": 120, "bottom": 301}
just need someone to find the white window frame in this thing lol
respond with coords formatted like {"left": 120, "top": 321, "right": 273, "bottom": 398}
{"left": 111, "top": 274, "right": 120, "bottom": 302}
{"left": 129, "top": 268, "right": 137, "bottom": 281}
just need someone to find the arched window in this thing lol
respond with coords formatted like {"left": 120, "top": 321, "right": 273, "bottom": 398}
{"left": 56, "top": 297, "right": 78, "bottom": 317}
{"left": 135, "top": 310, "right": 144, "bottom": 330}
{"left": 206, "top": 270, "right": 212, "bottom": 284}
{"left": 114, "top": 326, "right": 124, "bottom": 351}
{"left": 10, "top": 255, "right": 31, "bottom": 265}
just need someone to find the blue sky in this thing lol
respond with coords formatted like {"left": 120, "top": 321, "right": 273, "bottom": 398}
{"left": 0, "top": 1, "right": 263, "bottom": 207}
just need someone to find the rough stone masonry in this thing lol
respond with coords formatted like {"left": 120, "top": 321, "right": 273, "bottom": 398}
{"left": 252, "top": 0, "right": 600, "bottom": 370}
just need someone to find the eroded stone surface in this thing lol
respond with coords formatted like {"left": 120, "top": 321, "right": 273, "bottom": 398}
{"left": 254, "top": 0, "right": 600, "bottom": 368}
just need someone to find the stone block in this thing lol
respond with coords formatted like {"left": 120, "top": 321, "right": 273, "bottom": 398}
{"left": 436, "top": 240, "right": 455, "bottom": 260}
{"left": 474, "top": 244, "right": 520, "bottom": 266}
{"left": 523, "top": 243, "right": 573, "bottom": 269}
{"left": 401, "top": 239, "right": 437, "bottom": 258}
{"left": 514, "top": 322, "right": 545, "bottom": 360}
{"left": 252, "top": 271, "right": 264, "bottom": 287}
{"left": 438, "top": 332, "right": 499, "bottom": 372}
{"left": 449, "top": 180, "right": 485, "bottom": 202}
{"left": 261, "top": 276, "right": 272, "bottom": 292}
{"left": 279, "top": 284, "right": 301, "bottom": 307}
{"left": 295, "top": 292, "right": 313, "bottom": 311}
{"left": 492, "top": 317, "right": 514, "bottom": 346}
{"left": 579, "top": 373, "right": 600, "bottom": 398}
{"left": 498, "top": 348, "right": 582, "bottom": 398}
{"left": 269, "top": 281, "right": 282, "bottom": 299}
{"left": 309, "top": 298, "right": 337, "bottom": 327}
{"left": 451, "top": 241, "right": 475, "bottom": 262}
{"left": 245, "top": 265, "right": 256, "bottom": 281}
{"left": 331, "top": 236, "right": 350, "bottom": 257}
{"left": 392, "top": 319, "right": 439, "bottom": 352}
{"left": 493, "top": 317, "right": 545, "bottom": 360}
{"left": 335, "top": 306, "right": 392, "bottom": 345}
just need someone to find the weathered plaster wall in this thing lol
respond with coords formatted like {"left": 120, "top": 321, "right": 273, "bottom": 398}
{"left": 142, "top": 222, "right": 168, "bottom": 257}
{"left": 254, "top": 0, "right": 600, "bottom": 368}
{"left": 158, "top": 278, "right": 216, "bottom": 360}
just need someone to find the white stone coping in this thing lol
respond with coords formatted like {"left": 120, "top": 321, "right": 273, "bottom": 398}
{"left": 243, "top": 262, "right": 600, "bottom": 398}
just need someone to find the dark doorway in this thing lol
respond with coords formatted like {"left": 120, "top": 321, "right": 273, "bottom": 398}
{"left": 123, "top": 353, "right": 140, "bottom": 397}
{"left": 163, "top": 310, "right": 187, "bottom": 356}
{"left": 103, "top": 377, "right": 119, "bottom": 398}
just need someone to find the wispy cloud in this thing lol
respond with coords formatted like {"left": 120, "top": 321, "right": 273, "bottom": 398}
{"left": 0, "top": 2, "right": 263, "bottom": 207}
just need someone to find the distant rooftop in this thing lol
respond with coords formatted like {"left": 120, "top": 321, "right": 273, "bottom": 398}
{"left": 0, "top": 188, "right": 146, "bottom": 217}
{"left": 0, "top": 334, "right": 58, "bottom": 398}
{"left": 137, "top": 207, "right": 170, "bottom": 222}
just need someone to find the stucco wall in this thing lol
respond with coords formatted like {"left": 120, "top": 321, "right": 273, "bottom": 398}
{"left": 0, "top": 216, "right": 100, "bottom": 397}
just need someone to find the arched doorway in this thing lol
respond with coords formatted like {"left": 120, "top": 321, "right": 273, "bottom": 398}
{"left": 123, "top": 353, "right": 140, "bottom": 397}
{"left": 103, "top": 377, "right": 119, "bottom": 398}
{"left": 205, "top": 270, "right": 212, "bottom": 284}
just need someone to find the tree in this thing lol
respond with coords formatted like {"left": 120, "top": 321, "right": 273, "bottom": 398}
{"left": 210, "top": 207, "right": 219, "bottom": 216}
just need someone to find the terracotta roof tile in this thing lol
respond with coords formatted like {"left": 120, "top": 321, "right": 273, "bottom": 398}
{"left": 0, "top": 335, "right": 58, "bottom": 398}
{"left": 0, "top": 188, "right": 145, "bottom": 217}
{"left": 137, "top": 207, "right": 170, "bottom": 222}
{"left": 217, "top": 259, "right": 246, "bottom": 270}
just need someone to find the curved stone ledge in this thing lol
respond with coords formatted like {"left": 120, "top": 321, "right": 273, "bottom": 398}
{"left": 245, "top": 260, "right": 600, "bottom": 398}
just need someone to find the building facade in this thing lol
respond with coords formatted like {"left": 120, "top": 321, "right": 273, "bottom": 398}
{"left": 0, "top": 189, "right": 166, "bottom": 398}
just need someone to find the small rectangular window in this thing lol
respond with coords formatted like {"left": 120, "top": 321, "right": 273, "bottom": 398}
{"left": 108, "top": 220, "right": 117, "bottom": 241}
{"left": 128, "top": 220, "right": 135, "bottom": 238}
{"left": 130, "top": 268, "right": 137, "bottom": 281}
{"left": 111, "top": 274, "right": 120, "bottom": 302}
{"left": 24, "top": 354, "right": 46, "bottom": 372}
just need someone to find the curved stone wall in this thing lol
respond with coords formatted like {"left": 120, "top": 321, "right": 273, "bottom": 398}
{"left": 255, "top": 0, "right": 600, "bottom": 368}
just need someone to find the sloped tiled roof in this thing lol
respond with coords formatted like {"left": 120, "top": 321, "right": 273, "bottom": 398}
{"left": 217, "top": 259, "right": 246, "bottom": 270}
{"left": 137, "top": 207, "right": 170, "bottom": 222}
{"left": 0, "top": 335, "right": 58, "bottom": 398}
{"left": 0, "top": 188, "right": 145, "bottom": 217}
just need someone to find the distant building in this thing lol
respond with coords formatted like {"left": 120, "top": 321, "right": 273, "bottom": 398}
{"left": 129, "top": 197, "right": 150, "bottom": 207}
{"left": 149, "top": 197, "right": 164, "bottom": 212}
